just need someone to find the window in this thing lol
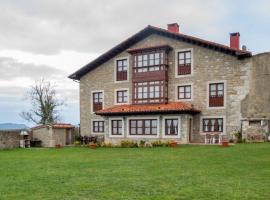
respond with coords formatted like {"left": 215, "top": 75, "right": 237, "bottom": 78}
{"left": 116, "top": 90, "right": 128, "bottom": 104}
{"left": 165, "top": 119, "right": 179, "bottom": 135}
{"left": 133, "top": 81, "right": 166, "bottom": 104}
{"left": 92, "top": 92, "right": 103, "bottom": 112}
{"left": 209, "top": 83, "right": 224, "bottom": 107}
{"left": 178, "top": 85, "right": 191, "bottom": 100}
{"left": 92, "top": 121, "right": 104, "bottom": 133}
{"left": 177, "top": 50, "right": 191, "bottom": 75}
{"left": 134, "top": 51, "right": 164, "bottom": 73}
{"left": 116, "top": 59, "right": 128, "bottom": 81}
{"left": 111, "top": 120, "right": 122, "bottom": 135}
{"left": 203, "top": 118, "right": 223, "bottom": 132}
{"left": 129, "top": 119, "right": 157, "bottom": 135}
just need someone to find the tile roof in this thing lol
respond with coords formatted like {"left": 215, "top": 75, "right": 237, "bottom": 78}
{"left": 31, "top": 123, "right": 75, "bottom": 130}
{"left": 96, "top": 102, "right": 200, "bottom": 116}
{"left": 69, "top": 25, "right": 252, "bottom": 80}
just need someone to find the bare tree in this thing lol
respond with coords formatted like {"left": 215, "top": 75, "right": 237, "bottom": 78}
{"left": 21, "top": 79, "right": 64, "bottom": 125}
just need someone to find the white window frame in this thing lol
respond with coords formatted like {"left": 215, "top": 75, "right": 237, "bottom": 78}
{"left": 162, "top": 116, "right": 181, "bottom": 139}
{"left": 175, "top": 48, "right": 194, "bottom": 78}
{"left": 91, "top": 119, "right": 105, "bottom": 134}
{"left": 206, "top": 80, "right": 226, "bottom": 109}
{"left": 109, "top": 117, "right": 125, "bottom": 138}
{"left": 91, "top": 90, "right": 104, "bottom": 114}
{"left": 200, "top": 115, "right": 226, "bottom": 135}
{"left": 114, "top": 56, "right": 129, "bottom": 83}
{"left": 114, "top": 88, "right": 129, "bottom": 105}
{"left": 175, "top": 83, "right": 193, "bottom": 102}
{"left": 126, "top": 116, "right": 160, "bottom": 138}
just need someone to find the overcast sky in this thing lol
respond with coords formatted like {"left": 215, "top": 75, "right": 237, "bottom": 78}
{"left": 0, "top": 0, "right": 270, "bottom": 126}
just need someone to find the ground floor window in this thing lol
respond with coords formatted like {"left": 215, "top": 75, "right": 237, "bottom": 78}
{"left": 92, "top": 121, "right": 104, "bottom": 133}
{"left": 165, "top": 119, "right": 179, "bottom": 135}
{"left": 111, "top": 120, "right": 123, "bottom": 135}
{"left": 129, "top": 119, "right": 157, "bottom": 135}
{"left": 203, "top": 118, "right": 223, "bottom": 132}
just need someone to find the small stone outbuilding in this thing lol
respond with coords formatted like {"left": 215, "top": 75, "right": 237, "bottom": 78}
{"left": 31, "top": 123, "right": 75, "bottom": 147}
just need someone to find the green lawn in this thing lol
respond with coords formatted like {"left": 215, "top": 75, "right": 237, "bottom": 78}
{"left": 0, "top": 144, "right": 270, "bottom": 200}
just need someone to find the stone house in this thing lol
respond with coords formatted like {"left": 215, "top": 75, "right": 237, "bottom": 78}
{"left": 31, "top": 123, "right": 75, "bottom": 147}
{"left": 69, "top": 23, "right": 270, "bottom": 144}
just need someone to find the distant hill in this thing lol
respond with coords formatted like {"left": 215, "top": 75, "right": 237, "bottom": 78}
{"left": 0, "top": 123, "right": 28, "bottom": 130}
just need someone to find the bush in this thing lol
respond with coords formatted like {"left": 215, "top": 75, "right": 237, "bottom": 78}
{"left": 151, "top": 140, "right": 165, "bottom": 147}
{"left": 139, "top": 140, "right": 146, "bottom": 147}
{"left": 120, "top": 140, "right": 138, "bottom": 148}
{"left": 101, "top": 142, "right": 113, "bottom": 148}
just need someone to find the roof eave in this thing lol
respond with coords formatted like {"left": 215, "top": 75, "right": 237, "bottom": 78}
{"left": 96, "top": 109, "right": 200, "bottom": 116}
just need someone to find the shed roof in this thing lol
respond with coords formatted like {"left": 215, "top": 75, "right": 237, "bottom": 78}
{"left": 31, "top": 123, "right": 75, "bottom": 130}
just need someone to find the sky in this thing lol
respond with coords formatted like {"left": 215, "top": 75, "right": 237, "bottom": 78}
{"left": 0, "top": 0, "right": 270, "bottom": 126}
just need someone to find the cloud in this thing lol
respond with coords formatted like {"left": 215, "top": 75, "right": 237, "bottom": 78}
{"left": 0, "top": 57, "right": 63, "bottom": 81}
{"left": 0, "top": 0, "right": 230, "bottom": 55}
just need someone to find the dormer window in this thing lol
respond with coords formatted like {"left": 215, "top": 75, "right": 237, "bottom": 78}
{"left": 116, "top": 59, "right": 128, "bottom": 81}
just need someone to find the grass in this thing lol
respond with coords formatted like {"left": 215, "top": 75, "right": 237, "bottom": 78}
{"left": 0, "top": 144, "right": 270, "bottom": 200}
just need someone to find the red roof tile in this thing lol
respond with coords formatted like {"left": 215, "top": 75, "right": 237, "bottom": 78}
{"left": 31, "top": 123, "right": 75, "bottom": 130}
{"left": 96, "top": 102, "right": 200, "bottom": 116}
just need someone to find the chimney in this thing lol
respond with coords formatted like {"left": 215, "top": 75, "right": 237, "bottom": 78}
{"left": 167, "top": 23, "right": 179, "bottom": 33}
{"left": 230, "top": 32, "right": 240, "bottom": 49}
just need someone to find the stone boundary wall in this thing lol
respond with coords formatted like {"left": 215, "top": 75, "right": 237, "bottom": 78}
{"left": 0, "top": 131, "right": 20, "bottom": 149}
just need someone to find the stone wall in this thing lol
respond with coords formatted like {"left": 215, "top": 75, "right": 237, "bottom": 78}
{"left": 0, "top": 131, "right": 20, "bottom": 149}
{"left": 242, "top": 53, "right": 270, "bottom": 119}
{"left": 53, "top": 129, "right": 67, "bottom": 146}
{"left": 80, "top": 33, "right": 252, "bottom": 141}
{"left": 32, "top": 127, "right": 53, "bottom": 147}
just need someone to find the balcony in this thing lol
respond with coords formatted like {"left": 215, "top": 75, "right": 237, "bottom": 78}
{"left": 132, "top": 64, "right": 168, "bottom": 82}
{"left": 209, "top": 96, "right": 224, "bottom": 107}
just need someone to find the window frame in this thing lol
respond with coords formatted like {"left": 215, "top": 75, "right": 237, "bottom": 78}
{"left": 202, "top": 118, "right": 223, "bottom": 133}
{"left": 175, "top": 48, "right": 193, "bottom": 78}
{"left": 207, "top": 81, "right": 226, "bottom": 109}
{"left": 200, "top": 116, "right": 226, "bottom": 134}
{"left": 162, "top": 116, "right": 181, "bottom": 138}
{"left": 92, "top": 120, "right": 105, "bottom": 133}
{"left": 133, "top": 50, "right": 166, "bottom": 73}
{"left": 109, "top": 118, "right": 124, "bottom": 138}
{"left": 91, "top": 90, "right": 104, "bottom": 114}
{"left": 176, "top": 84, "right": 193, "bottom": 101}
{"left": 115, "top": 88, "right": 129, "bottom": 105}
{"left": 127, "top": 117, "right": 159, "bottom": 138}
{"left": 133, "top": 81, "right": 166, "bottom": 104}
{"left": 114, "top": 57, "right": 129, "bottom": 83}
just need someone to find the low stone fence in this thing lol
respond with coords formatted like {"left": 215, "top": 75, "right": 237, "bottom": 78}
{"left": 0, "top": 131, "right": 20, "bottom": 149}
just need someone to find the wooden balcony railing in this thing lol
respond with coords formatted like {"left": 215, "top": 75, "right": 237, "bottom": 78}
{"left": 93, "top": 102, "right": 103, "bottom": 112}
{"left": 178, "top": 64, "right": 191, "bottom": 75}
{"left": 209, "top": 96, "right": 224, "bottom": 107}
{"left": 116, "top": 71, "right": 127, "bottom": 81}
